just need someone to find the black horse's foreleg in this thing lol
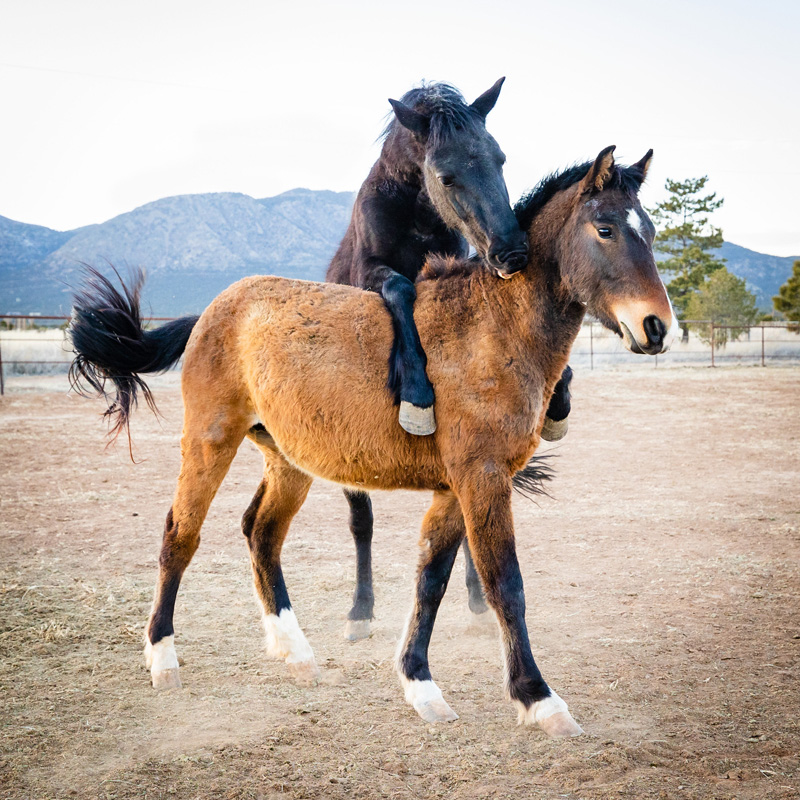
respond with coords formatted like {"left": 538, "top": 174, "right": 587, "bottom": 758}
{"left": 343, "top": 488, "right": 375, "bottom": 640}
{"left": 462, "top": 538, "right": 489, "bottom": 615}
{"left": 396, "top": 491, "right": 464, "bottom": 722}
{"left": 541, "top": 365, "right": 573, "bottom": 442}
{"left": 380, "top": 271, "right": 436, "bottom": 436}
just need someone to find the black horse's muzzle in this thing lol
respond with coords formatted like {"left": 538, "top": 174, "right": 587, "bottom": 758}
{"left": 488, "top": 242, "right": 529, "bottom": 278}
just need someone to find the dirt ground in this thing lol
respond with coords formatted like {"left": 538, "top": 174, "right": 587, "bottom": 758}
{"left": 1, "top": 366, "right": 799, "bottom": 800}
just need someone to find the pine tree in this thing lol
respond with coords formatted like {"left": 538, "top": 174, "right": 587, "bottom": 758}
{"left": 773, "top": 260, "right": 800, "bottom": 327}
{"left": 648, "top": 177, "right": 727, "bottom": 317}
{"left": 685, "top": 268, "right": 759, "bottom": 346}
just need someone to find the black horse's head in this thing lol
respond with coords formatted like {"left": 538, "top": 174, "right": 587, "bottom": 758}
{"left": 387, "top": 80, "right": 528, "bottom": 276}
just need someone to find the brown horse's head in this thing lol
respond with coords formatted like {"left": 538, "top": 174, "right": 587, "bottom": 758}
{"left": 538, "top": 146, "right": 679, "bottom": 355}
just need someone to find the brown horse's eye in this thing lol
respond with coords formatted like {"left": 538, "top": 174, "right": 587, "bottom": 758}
{"left": 597, "top": 227, "right": 613, "bottom": 239}
{"left": 439, "top": 175, "right": 455, "bottom": 187}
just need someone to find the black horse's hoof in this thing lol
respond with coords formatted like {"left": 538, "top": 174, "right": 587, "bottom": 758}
{"left": 343, "top": 619, "right": 372, "bottom": 641}
{"left": 399, "top": 402, "right": 436, "bottom": 436}
{"left": 541, "top": 415, "right": 568, "bottom": 442}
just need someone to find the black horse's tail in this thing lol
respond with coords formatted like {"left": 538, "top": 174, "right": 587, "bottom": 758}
{"left": 68, "top": 266, "right": 199, "bottom": 444}
{"left": 511, "top": 454, "right": 556, "bottom": 500}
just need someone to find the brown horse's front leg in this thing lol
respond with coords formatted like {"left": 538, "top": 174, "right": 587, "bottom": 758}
{"left": 455, "top": 467, "right": 583, "bottom": 737}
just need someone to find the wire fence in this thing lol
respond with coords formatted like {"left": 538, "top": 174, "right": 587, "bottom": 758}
{"left": 1, "top": 314, "right": 799, "bottom": 395}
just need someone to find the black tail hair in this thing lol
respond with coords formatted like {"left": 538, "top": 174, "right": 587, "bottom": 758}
{"left": 511, "top": 454, "right": 556, "bottom": 500}
{"left": 68, "top": 265, "right": 199, "bottom": 446}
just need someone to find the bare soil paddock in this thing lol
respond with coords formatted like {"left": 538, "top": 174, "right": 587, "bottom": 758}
{"left": 1, "top": 367, "right": 799, "bottom": 800}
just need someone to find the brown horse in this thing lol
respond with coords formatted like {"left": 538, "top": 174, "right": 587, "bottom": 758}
{"left": 69, "top": 146, "right": 678, "bottom": 737}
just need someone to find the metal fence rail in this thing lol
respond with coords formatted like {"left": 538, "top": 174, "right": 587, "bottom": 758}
{"left": 1, "top": 314, "right": 799, "bottom": 396}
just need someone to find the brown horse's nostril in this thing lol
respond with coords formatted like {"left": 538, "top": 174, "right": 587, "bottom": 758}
{"left": 643, "top": 315, "right": 666, "bottom": 346}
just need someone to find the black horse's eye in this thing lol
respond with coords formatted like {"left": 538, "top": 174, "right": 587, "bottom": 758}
{"left": 597, "top": 226, "right": 613, "bottom": 239}
{"left": 439, "top": 175, "right": 455, "bottom": 187}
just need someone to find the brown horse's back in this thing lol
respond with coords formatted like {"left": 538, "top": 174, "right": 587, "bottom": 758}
{"left": 182, "top": 275, "right": 448, "bottom": 490}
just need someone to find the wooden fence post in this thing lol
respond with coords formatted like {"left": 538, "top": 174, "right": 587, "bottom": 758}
{"left": 710, "top": 322, "right": 715, "bottom": 367}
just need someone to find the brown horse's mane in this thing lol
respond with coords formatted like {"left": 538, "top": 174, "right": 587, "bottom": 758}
{"left": 514, "top": 160, "right": 646, "bottom": 233}
{"left": 416, "top": 254, "right": 482, "bottom": 283}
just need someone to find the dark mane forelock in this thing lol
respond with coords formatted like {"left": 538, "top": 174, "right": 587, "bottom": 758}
{"left": 514, "top": 161, "right": 644, "bottom": 233}
{"left": 382, "top": 82, "right": 484, "bottom": 146}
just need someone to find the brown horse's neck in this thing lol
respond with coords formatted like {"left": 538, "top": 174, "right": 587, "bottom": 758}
{"left": 526, "top": 183, "right": 579, "bottom": 279}
{"left": 419, "top": 185, "right": 585, "bottom": 388}
{"left": 424, "top": 252, "right": 582, "bottom": 375}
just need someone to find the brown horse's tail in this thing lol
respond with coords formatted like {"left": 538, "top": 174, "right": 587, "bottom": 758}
{"left": 511, "top": 454, "right": 556, "bottom": 500}
{"left": 68, "top": 265, "right": 199, "bottom": 446}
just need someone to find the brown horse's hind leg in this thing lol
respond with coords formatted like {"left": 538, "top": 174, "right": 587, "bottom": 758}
{"left": 455, "top": 467, "right": 583, "bottom": 738}
{"left": 395, "top": 490, "right": 464, "bottom": 723}
{"left": 242, "top": 451, "right": 317, "bottom": 686}
{"left": 145, "top": 410, "right": 249, "bottom": 689}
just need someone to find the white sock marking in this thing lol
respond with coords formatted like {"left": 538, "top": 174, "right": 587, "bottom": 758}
{"left": 262, "top": 608, "right": 315, "bottom": 664}
{"left": 516, "top": 688, "right": 570, "bottom": 725}
{"left": 399, "top": 675, "right": 445, "bottom": 707}
{"left": 146, "top": 635, "right": 179, "bottom": 672}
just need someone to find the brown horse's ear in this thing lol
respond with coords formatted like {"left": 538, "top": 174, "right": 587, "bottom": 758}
{"left": 630, "top": 149, "right": 654, "bottom": 185}
{"left": 389, "top": 99, "right": 430, "bottom": 137}
{"left": 470, "top": 77, "right": 505, "bottom": 119}
{"left": 580, "top": 145, "right": 616, "bottom": 193}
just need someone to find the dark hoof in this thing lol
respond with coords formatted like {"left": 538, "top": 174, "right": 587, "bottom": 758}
{"left": 541, "top": 416, "right": 568, "bottom": 442}
{"left": 343, "top": 619, "right": 372, "bottom": 641}
{"left": 468, "top": 596, "right": 489, "bottom": 615}
{"left": 399, "top": 402, "right": 436, "bottom": 436}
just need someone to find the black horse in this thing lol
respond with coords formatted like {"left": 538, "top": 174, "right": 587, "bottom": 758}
{"left": 326, "top": 81, "right": 571, "bottom": 639}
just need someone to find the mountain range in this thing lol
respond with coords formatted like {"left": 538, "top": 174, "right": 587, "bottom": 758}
{"left": 0, "top": 189, "right": 795, "bottom": 317}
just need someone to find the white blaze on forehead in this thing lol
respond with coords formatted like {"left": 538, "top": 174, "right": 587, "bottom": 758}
{"left": 627, "top": 207, "right": 647, "bottom": 241}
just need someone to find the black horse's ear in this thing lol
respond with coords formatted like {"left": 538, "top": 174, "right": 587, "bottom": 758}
{"left": 470, "top": 77, "right": 505, "bottom": 119}
{"left": 580, "top": 145, "right": 617, "bottom": 193}
{"left": 389, "top": 99, "right": 430, "bottom": 137}
{"left": 630, "top": 149, "right": 654, "bottom": 185}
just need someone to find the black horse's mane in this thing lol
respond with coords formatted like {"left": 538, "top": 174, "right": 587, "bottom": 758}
{"left": 381, "top": 82, "right": 485, "bottom": 147}
{"left": 514, "top": 161, "right": 644, "bottom": 233}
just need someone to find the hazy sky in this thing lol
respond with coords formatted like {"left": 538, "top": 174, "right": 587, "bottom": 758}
{"left": 1, "top": 0, "right": 798, "bottom": 255}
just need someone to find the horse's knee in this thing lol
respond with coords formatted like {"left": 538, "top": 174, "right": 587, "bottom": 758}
{"left": 159, "top": 507, "right": 200, "bottom": 568}
{"left": 381, "top": 273, "right": 416, "bottom": 309}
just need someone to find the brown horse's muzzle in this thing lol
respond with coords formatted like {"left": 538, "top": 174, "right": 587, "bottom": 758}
{"left": 613, "top": 299, "right": 680, "bottom": 355}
